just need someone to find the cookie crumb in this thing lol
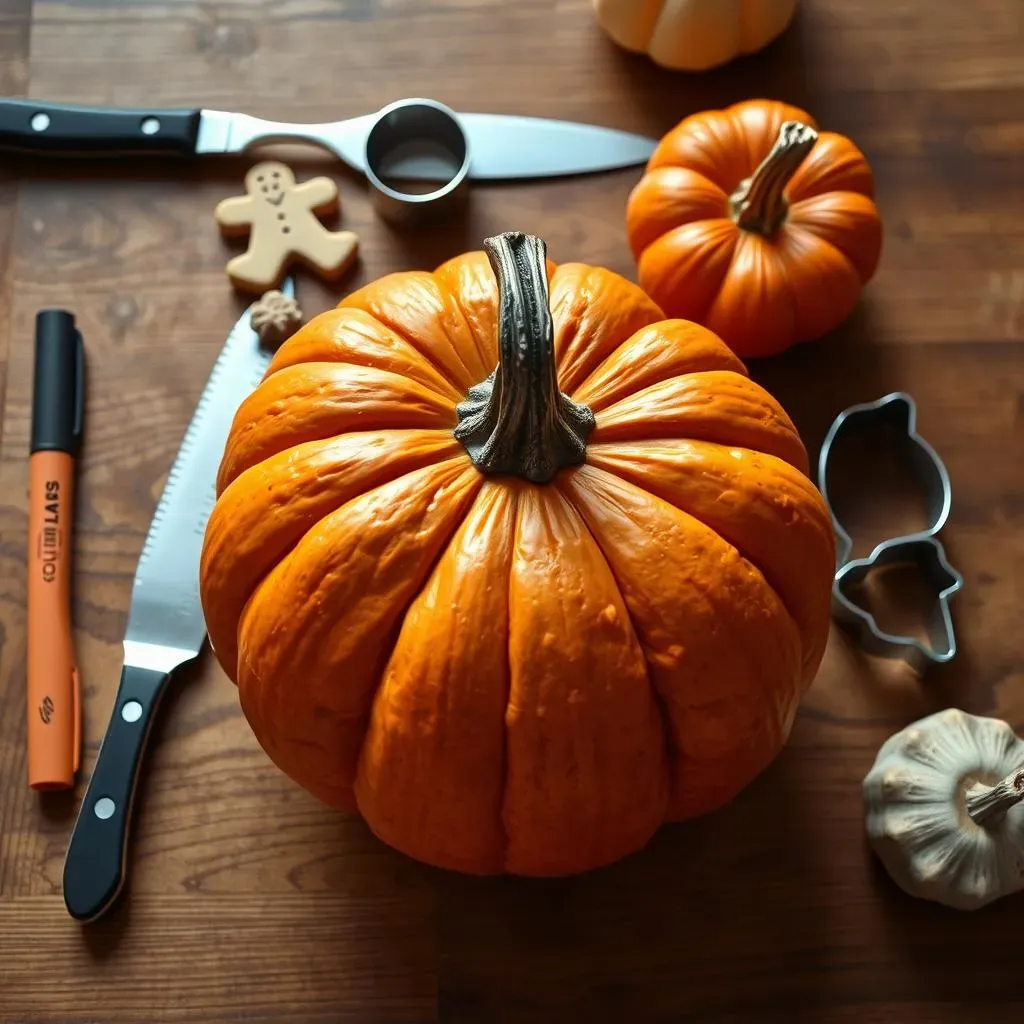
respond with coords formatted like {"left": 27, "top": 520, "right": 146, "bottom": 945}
{"left": 251, "top": 290, "right": 304, "bottom": 345}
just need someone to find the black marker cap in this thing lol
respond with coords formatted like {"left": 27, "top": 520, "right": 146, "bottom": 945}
{"left": 30, "top": 310, "right": 85, "bottom": 455}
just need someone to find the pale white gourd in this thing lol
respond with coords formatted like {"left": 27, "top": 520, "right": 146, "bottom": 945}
{"left": 591, "top": 0, "right": 798, "bottom": 73}
{"left": 863, "top": 708, "right": 1024, "bottom": 911}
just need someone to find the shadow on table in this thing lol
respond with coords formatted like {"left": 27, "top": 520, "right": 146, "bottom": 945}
{"left": 431, "top": 752, "right": 837, "bottom": 1023}
{"left": 747, "top": 298, "right": 898, "bottom": 471}
{"left": 872, "top": 852, "right": 1023, "bottom": 1005}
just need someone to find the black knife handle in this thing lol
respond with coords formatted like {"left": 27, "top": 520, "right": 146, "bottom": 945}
{"left": 0, "top": 98, "right": 201, "bottom": 156}
{"left": 62, "top": 663, "right": 172, "bottom": 923}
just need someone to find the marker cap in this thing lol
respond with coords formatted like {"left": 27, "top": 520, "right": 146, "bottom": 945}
{"left": 31, "top": 310, "right": 85, "bottom": 455}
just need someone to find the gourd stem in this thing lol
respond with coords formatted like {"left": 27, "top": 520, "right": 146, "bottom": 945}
{"left": 730, "top": 121, "right": 818, "bottom": 236}
{"left": 965, "top": 769, "right": 1024, "bottom": 828}
{"left": 453, "top": 231, "right": 595, "bottom": 483}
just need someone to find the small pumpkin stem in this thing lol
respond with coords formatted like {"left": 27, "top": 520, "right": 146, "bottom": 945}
{"left": 730, "top": 120, "right": 818, "bottom": 236}
{"left": 965, "top": 769, "right": 1024, "bottom": 828}
{"left": 453, "top": 231, "right": 595, "bottom": 483}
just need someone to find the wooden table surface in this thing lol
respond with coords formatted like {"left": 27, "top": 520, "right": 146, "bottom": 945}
{"left": 1, "top": 1, "right": 1022, "bottom": 1021}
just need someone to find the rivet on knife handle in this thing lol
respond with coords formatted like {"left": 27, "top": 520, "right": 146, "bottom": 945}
{"left": 62, "top": 664, "right": 173, "bottom": 922}
{"left": 0, "top": 98, "right": 201, "bottom": 156}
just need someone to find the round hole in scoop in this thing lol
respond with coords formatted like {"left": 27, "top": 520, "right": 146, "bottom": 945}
{"left": 364, "top": 99, "right": 469, "bottom": 202}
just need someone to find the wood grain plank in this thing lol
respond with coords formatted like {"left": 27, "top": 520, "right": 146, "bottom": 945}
{"left": 0, "top": 0, "right": 30, "bottom": 96}
{"left": 0, "top": 0, "right": 32, "bottom": 912}
{"left": 437, "top": 719, "right": 1024, "bottom": 1022}
{"left": 0, "top": 0, "right": 30, "bottom": 420}
{"left": 1, "top": 0, "right": 1023, "bottom": 1022}
{"left": 24, "top": 0, "right": 1024, "bottom": 109}
{"left": 0, "top": 894, "right": 436, "bottom": 1023}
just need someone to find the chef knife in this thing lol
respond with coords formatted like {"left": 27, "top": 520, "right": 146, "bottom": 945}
{"left": 61, "top": 281, "right": 291, "bottom": 923}
{"left": 0, "top": 96, "right": 657, "bottom": 180}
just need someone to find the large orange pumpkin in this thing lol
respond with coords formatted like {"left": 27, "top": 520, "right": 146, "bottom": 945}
{"left": 199, "top": 231, "right": 836, "bottom": 876}
{"left": 626, "top": 99, "right": 883, "bottom": 359}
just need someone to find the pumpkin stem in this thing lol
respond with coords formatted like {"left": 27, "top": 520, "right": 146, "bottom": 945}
{"left": 965, "top": 768, "right": 1024, "bottom": 828}
{"left": 453, "top": 231, "right": 595, "bottom": 483}
{"left": 730, "top": 120, "right": 818, "bottom": 236}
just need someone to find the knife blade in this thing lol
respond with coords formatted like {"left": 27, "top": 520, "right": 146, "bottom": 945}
{"left": 0, "top": 97, "right": 657, "bottom": 180}
{"left": 61, "top": 282, "right": 290, "bottom": 923}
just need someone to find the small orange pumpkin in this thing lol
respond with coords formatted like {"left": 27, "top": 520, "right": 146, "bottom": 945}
{"left": 199, "top": 231, "right": 836, "bottom": 876}
{"left": 626, "top": 99, "right": 883, "bottom": 359}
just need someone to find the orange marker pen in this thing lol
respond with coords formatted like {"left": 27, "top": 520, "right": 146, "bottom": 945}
{"left": 27, "top": 310, "right": 84, "bottom": 790}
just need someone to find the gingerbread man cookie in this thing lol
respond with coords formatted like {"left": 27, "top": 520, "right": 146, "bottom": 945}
{"left": 215, "top": 161, "right": 359, "bottom": 293}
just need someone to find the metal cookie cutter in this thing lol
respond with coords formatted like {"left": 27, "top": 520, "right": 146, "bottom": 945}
{"left": 363, "top": 98, "right": 471, "bottom": 226}
{"left": 817, "top": 392, "right": 963, "bottom": 674}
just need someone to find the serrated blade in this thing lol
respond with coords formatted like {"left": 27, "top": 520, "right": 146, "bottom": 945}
{"left": 122, "top": 281, "right": 291, "bottom": 673}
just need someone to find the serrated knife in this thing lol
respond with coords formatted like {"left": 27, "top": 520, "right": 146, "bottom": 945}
{"left": 61, "top": 282, "right": 291, "bottom": 924}
{"left": 0, "top": 95, "right": 657, "bottom": 180}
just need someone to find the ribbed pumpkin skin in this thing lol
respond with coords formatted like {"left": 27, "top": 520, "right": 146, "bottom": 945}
{"left": 199, "top": 250, "right": 836, "bottom": 877}
{"left": 627, "top": 99, "right": 883, "bottom": 359}
{"left": 592, "top": 0, "right": 798, "bottom": 72}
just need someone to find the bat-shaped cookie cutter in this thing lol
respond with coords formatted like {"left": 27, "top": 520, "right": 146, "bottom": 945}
{"left": 817, "top": 392, "right": 963, "bottom": 674}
